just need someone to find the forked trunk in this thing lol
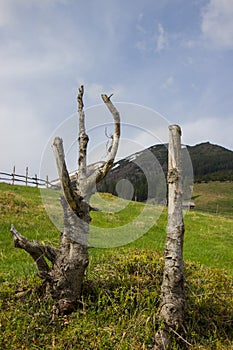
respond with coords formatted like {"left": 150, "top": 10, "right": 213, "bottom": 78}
{"left": 48, "top": 197, "right": 90, "bottom": 315}
{"left": 10, "top": 86, "right": 120, "bottom": 315}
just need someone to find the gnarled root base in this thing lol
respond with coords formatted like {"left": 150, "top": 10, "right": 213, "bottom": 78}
{"left": 10, "top": 225, "right": 88, "bottom": 315}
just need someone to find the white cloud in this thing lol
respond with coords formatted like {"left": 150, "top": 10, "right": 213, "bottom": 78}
{"left": 135, "top": 40, "right": 147, "bottom": 51}
{"left": 156, "top": 23, "right": 168, "bottom": 52}
{"left": 1, "top": 0, "right": 233, "bottom": 178}
{"left": 0, "top": 51, "right": 71, "bottom": 80}
{"left": 201, "top": 0, "right": 233, "bottom": 49}
{"left": 82, "top": 83, "right": 125, "bottom": 106}
{"left": 0, "top": 0, "right": 61, "bottom": 27}
{"left": 136, "top": 13, "right": 147, "bottom": 35}
{"left": 0, "top": 26, "right": 89, "bottom": 80}
{"left": 0, "top": 0, "right": 15, "bottom": 27}
{"left": 135, "top": 15, "right": 148, "bottom": 51}
{"left": 136, "top": 21, "right": 168, "bottom": 53}
{"left": 182, "top": 116, "right": 233, "bottom": 151}
{"left": 83, "top": 83, "right": 104, "bottom": 105}
{"left": 162, "top": 76, "right": 174, "bottom": 89}
{"left": 0, "top": 104, "right": 47, "bottom": 174}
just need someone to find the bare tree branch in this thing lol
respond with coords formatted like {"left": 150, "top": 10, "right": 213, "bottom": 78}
{"left": 77, "top": 85, "right": 89, "bottom": 182}
{"left": 10, "top": 224, "right": 59, "bottom": 278}
{"left": 89, "top": 94, "right": 120, "bottom": 185}
{"left": 52, "top": 137, "right": 81, "bottom": 212}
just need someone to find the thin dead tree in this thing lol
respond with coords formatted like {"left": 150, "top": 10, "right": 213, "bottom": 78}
{"left": 154, "top": 125, "right": 186, "bottom": 349}
{"left": 10, "top": 86, "right": 120, "bottom": 315}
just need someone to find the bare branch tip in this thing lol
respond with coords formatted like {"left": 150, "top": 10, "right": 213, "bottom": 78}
{"left": 53, "top": 136, "right": 63, "bottom": 145}
{"left": 169, "top": 124, "right": 182, "bottom": 136}
{"left": 78, "top": 85, "right": 84, "bottom": 110}
{"left": 101, "top": 93, "right": 113, "bottom": 103}
{"left": 78, "top": 85, "right": 84, "bottom": 95}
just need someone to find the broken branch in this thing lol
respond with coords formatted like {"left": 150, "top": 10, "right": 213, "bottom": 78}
{"left": 78, "top": 85, "right": 89, "bottom": 181}
{"left": 52, "top": 137, "right": 80, "bottom": 211}
{"left": 89, "top": 94, "right": 120, "bottom": 185}
{"left": 10, "top": 224, "right": 57, "bottom": 278}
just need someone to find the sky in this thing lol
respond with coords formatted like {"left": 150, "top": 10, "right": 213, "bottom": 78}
{"left": 1, "top": 0, "right": 233, "bottom": 179}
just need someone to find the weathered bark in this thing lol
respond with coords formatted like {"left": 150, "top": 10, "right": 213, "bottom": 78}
{"left": 10, "top": 86, "right": 120, "bottom": 315}
{"left": 88, "top": 94, "right": 120, "bottom": 186}
{"left": 154, "top": 125, "right": 185, "bottom": 349}
{"left": 10, "top": 224, "right": 58, "bottom": 279}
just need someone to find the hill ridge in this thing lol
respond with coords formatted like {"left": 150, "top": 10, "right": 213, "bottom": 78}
{"left": 97, "top": 142, "right": 233, "bottom": 201}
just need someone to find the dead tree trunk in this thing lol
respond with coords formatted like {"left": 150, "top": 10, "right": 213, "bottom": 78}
{"left": 10, "top": 86, "right": 120, "bottom": 315}
{"left": 154, "top": 125, "right": 185, "bottom": 349}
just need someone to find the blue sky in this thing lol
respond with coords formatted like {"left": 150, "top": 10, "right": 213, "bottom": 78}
{"left": 1, "top": 0, "right": 233, "bottom": 177}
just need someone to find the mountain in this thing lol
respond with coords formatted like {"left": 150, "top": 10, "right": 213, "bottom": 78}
{"left": 187, "top": 142, "right": 233, "bottom": 182}
{"left": 97, "top": 142, "right": 233, "bottom": 202}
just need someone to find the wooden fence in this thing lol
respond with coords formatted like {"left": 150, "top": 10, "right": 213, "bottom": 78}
{"left": 0, "top": 166, "right": 52, "bottom": 188}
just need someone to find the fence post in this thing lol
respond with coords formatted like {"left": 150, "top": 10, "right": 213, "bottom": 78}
{"left": 46, "top": 175, "right": 49, "bottom": 188}
{"left": 12, "top": 166, "right": 16, "bottom": 185}
{"left": 34, "top": 174, "right": 38, "bottom": 187}
{"left": 26, "top": 167, "right": 29, "bottom": 186}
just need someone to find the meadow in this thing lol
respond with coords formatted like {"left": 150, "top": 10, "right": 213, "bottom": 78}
{"left": 192, "top": 181, "right": 233, "bottom": 217}
{"left": 0, "top": 182, "right": 232, "bottom": 349}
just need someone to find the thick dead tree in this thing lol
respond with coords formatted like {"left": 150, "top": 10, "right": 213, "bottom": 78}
{"left": 154, "top": 125, "right": 186, "bottom": 349}
{"left": 10, "top": 86, "right": 120, "bottom": 315}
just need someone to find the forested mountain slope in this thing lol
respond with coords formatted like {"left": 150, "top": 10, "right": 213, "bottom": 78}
{"left": 97, "top": 142, "right": 233, "bottom": 201}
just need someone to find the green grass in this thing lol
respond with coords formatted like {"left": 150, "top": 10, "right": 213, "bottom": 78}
{"left": 90, "top": 193, "right": 163, "bottom": 248}
{"left": 0, "top": 182, "right": 233, "bottom": 349}
{"left": 192, "top": 181, "right": 233, "bottom": 217}
{"left": 1, "top": 183, "right": 232, "bottom": 277}
{"left": 0, "top": 183, "right": 60, "bottom": 280}
{"left": 1, "top": 250, "right": 232, "bottom": 349}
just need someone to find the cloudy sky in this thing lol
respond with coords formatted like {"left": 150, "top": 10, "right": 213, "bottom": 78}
{"left": 1, "top": 0, "right": 233, "bottom": 178}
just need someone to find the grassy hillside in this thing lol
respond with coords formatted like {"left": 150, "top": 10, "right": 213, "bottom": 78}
{"left": 0, "top": 183, "right": 60, "bottom": 280}
{"left": 192, "top": 181, "right": 233, "bottom": 217}
{"left": 1, "top": 250, "right": 232, "bottom": 349}
{"left": 0, "top": 182, "right": 232, "bottom": 277}
{"left": 0, "top": 183, "right": 232, "bottom": 349}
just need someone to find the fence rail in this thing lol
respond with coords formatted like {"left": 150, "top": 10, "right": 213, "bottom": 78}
{"left": 0, "top": 167, "right": 52, "bottom": 188}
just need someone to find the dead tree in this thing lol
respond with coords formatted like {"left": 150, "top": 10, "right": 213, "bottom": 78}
{"left": 154, "top": 125, "right": 186, "bottom": 349}
{"left": 10, "top": 86, "right": 120, "bottom": 315}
